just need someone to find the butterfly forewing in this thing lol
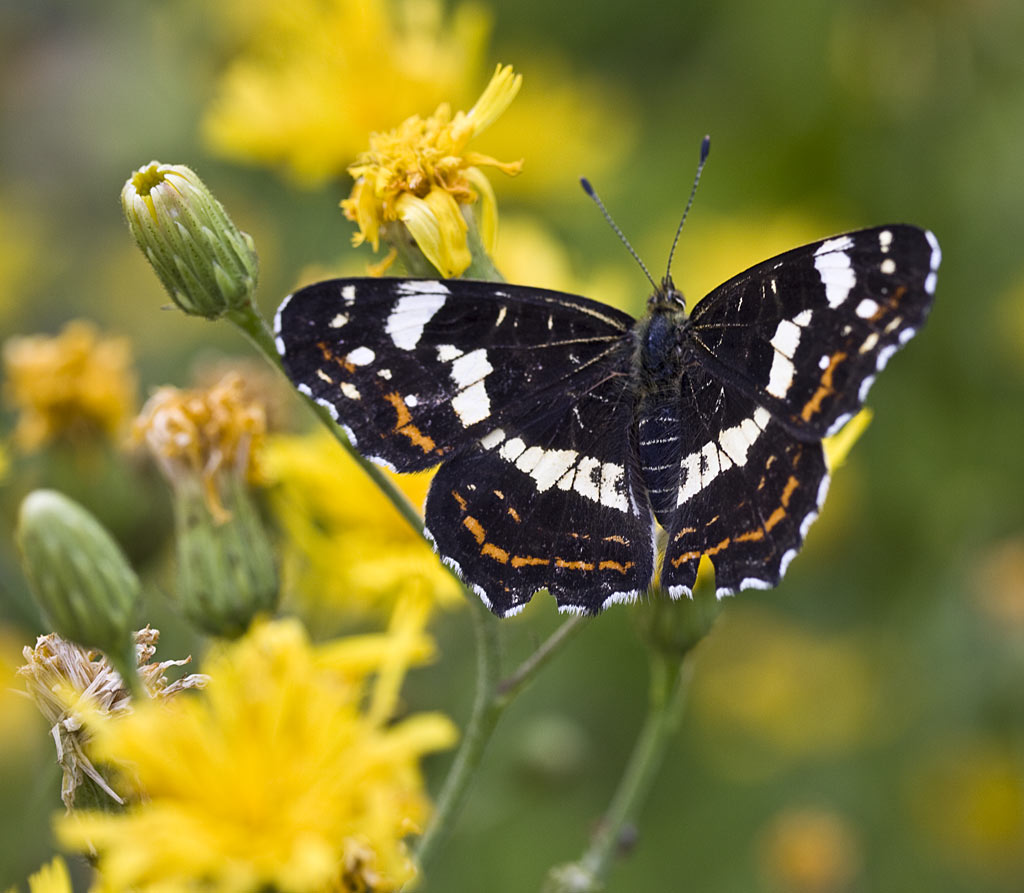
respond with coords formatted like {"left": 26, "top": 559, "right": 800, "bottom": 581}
{"left": 276, "top": 278, "right": 636, "bottom": 472}
{"left": 688, "top": 225, "right": 940, "bottom": 437}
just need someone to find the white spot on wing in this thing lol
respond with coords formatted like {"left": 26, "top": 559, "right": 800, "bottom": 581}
{"left": 479, "top": 428, "right": 506, "bottom": 450}
{"left": 404, "top": 394, "right": 418, "bottom": 407}
{"left": 386, "top": 292, "right": 447, "bottom": 350}
{"left": 341, "top": 284, "right": 356, "bottom": 303}
{"left": 880, "top": 258, "right": 896, "bottom": 275}
{"left": 767, "top": 352, "right": 795, "bottom": 398}
{"left": 499, "top": 437, "right": 527, "bottom": 462}
{"left": 437, "top": 344, "right": 463, "bottom": 362}
{"left": 769, "top": 318, "right": 802, "bottom": 359}
{"left": 347, "top": 346, "right": 375, "bottom": 366}
{"left": 814, "top": 238, "right": 856, "bottom": 308}
{"left": 340, "top": 382, "right": 361, "bottom": 400}
{"left": 717, "top": 408, "right": 771, "bottom": 467}
{"left": 329, "top": 312, "right": 349, "bottom": 328}
{"left": 879, "top": 229, "right": 893, "bottom": 252}
{"left": 856, "top": 298, "right": 880, "bottom": 319}
{"left": 450, "top": 349, "right": 493, "bottom": 389}
{"left": 859, "top": 332, "right": 880, "bottom": 354}
{"left": 451, "top": 381, "right": 491, "bottom": 426}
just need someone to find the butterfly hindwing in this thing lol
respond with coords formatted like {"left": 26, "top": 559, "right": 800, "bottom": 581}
{"left": 424, "top": 370, "right": 655, "bottom": 616}
{"left": 689, "top": 225, "right": 940, "bottom": 437}
{"left": 275, "top": 278, "right": 636, "bottom": 472}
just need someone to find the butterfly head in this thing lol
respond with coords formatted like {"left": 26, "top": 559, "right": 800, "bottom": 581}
{"left": 649, "top": 275, "right": 688, "bottom": 314}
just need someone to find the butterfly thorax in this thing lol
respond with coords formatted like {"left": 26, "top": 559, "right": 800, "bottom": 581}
{"left": 631, "top": 284, "right": 696, "bottom": 526}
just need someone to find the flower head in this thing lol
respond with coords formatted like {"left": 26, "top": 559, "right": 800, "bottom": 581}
{"left": 133, "top": 372, "right": 265, "bottom": 521}
{"left": 342, "top": 64, "right": 523, "bottom": 277}
{"left": 263, "top": 431, "right": 462, "bottom": 621}
{"left": 133, "top": 373, "right": 278, "bottom": 637}
{"left": 18, "top": 628, "right": 206, "bottom": 808}
{"left": 2, "top": 321, "right": 136, "bottom": 451}
{"left": 56, "top": 615, "right": 456, "bottom": 893}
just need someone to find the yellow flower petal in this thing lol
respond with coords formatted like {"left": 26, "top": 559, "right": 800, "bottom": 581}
{"left": 397, "top": 188, "right": 471, "bottom": 277}
{"left": 460, "top": 63, "right": 523, "bottom": 136}
{"left": 823, "top": 408, "right": 872, "bottom": 471}
{"left": 465, "top": 165, "right": 498, "bottom": 255}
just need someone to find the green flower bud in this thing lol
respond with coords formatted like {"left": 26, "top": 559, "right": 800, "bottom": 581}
{"left": 16, "top": 490, "right": 139, "bottom": 671}
{"left": 121, "top": 162, "right": 259, "bottom": 319}
{"left": 175, "top": 473, "right": 278, "bottom": 638}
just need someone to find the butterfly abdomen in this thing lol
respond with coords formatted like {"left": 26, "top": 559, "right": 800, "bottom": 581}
{"left": 631, "top": 308, "right": 690, "bottom": 527}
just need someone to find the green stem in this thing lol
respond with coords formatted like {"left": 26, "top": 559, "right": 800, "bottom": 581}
{"left": 496, "top": 614, "right": 587, "bottom": 705}
{"left": 546, "top": 651, "right": 696, "bottom": 892}
{"left": 412, "top": 596, "right": 503, "bottom": 875}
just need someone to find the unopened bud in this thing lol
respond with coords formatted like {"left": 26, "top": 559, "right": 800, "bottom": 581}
{"left": 16, "top": 490, "right": 139, "bottom": 672}
{"left": 121, "top": 162, "right": 259, "bottom": 318}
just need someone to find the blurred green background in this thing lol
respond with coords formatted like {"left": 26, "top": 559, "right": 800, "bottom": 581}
{"left": 2, "top": 0, "right": 1024, "bottom": 890}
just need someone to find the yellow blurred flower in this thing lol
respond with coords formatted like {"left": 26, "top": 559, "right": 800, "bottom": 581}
{"left": 690, "top": 606, "right": 879, "bottom": 779}
{"left": 908, "top": 736, "right": 1024, "bottom": 879}
{"left": 971, "top": 534, "right": 1024, "bottom": 633}
{"left": 756, "top": 806, "right": 861, "bottom": 893}
{"left": 493, "top": 214, "right": 633, "bottom": 313}
{"left": 263, "top": 431, "right": 462, "bottom": 620}
{"left": 2, "top": 320, "right": 137, "bottom": 451}
{"left": 343, "top": 63, "right": 522, "bottom": 277}
{"left": 57, "top": 616, "right": 457, "bottom": 893}
{"left": 133, "top": 372, "right": 265, "bottom": 522}
{"left": 18, "top": 628, "right": 206, "bottom": 809}
{"left": 202, "top": 0, "right": 491, "bottom": 185}
{"left": 0, "top": 195, "right": 44, "bottom": 327}
{"left": 10, "top": 857, "right": 73, "bottom": 893}
{"left": 0, "top": 625, "right": 43, "bottom": 765}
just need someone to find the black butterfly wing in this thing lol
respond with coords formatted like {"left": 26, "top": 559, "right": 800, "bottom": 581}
{"left": 661, "top": 224, "right": 939, "bottom": 596}
{"left": 424, "top": 367, "right": 656, "bottom": 617}
{"left": 275, "top": 277, "right": 637, "bottom": 471}
{"left": 276, "top": 277, "right": 655, "bottom": 615}
{"left": 660, "top": 363, "right": 828, "bottom": 597}
{"left": 688, "top": 225, "right": 940, "bottom": 437}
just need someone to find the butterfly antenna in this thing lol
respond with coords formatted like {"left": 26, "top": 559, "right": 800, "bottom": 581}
{"left": 665, "top": 134, "right": 711, "bottom": 282}
{"left": 580, "top": 176, "right": 659, "bottom": 293}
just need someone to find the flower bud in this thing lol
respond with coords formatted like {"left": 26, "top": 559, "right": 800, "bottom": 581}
{"left": 121, "top": 162, "right": 259, "bottom": 318}
{"left": 16, "top": 490, "right": 139, "bottom": 669}
{"left": 175, "top": 472, "right": 278, "bottom": 638}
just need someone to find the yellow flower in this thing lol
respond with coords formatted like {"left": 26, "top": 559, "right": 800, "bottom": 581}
{"left": 2, "top": 320, "right": 137, "bottom": 451}
{"left": 57, "top": 616, "right": 457, "bottom": 893}
{"left": 756, "top": 806, "right": 861, "bottom": 893}
{"left": 18, "top": 628, "right": 206, "bottom": 809}
{"left": 133, "top": 372, "right": 265, "bottom": 522}
{"left": 690, "top": 605, "right": 878, "bottom": 779}
{"left": 342, "top": 64, "right": 523, "bottom": 277}
{"left": 10, "top": 857, "right": 73, "bottom": 893}
{"left": 262, "top": 431, "right": 462, "bottom": 620}
{"left": 202, "top": 0, "right": 491, "bottom": 185}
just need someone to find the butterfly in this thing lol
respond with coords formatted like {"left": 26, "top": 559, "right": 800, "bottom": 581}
{"left": 275, "top": 217, "right": 939, "bottom": 617}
